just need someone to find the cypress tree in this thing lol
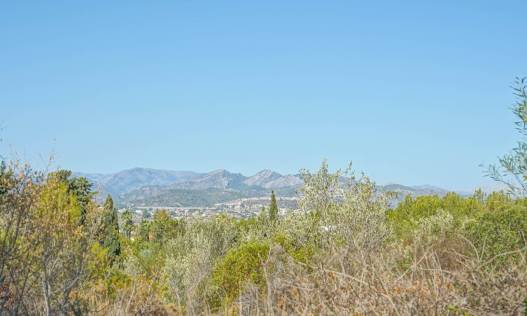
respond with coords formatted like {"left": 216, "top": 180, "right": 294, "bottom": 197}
{"left": 269, "top": 191, "right": 279, "bottom": 222}
{"left": 102, "top": 195, "right": 121, "bottom": 262}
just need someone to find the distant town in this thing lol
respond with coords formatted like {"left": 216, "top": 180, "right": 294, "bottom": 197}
{"left": 120, "top": 196, "right": 301, "bottom": 220}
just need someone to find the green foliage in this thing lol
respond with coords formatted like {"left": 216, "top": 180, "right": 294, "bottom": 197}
{"left": 269, "top": 190, "right": 279, "bottom": 222}
{"left": 126, "top": 188, "right": 248, "bottom": 207}
{"left": 33, "top": 176, "right": 90, "bottom": 313}
{"left": 48, "top": 169, "right": 94, "bottom": 225}
{"left": 130, "top": 238, "right": 166, "bottom": 277}
{"left": 272, "top": 232, "right": 315, "bottom": 263}
{"left": 487, "top": 77, "right": 527, "bottom": 196}
{"left": 149, "top": 210, "right": 183, "bottom": 242}
{"left": 0, "top": 167, "right": 107, "bottom": 314}
{"left": 387, "top": 192, "right": 485, "bottom": 239}
{"left": 69, "top": 176, "right": 94, "bottom": 224}
{"left": 138, "top": 218, "right": 151, "bottom": 241}
{"left": 388, "top": 189, "right": 527, "bottom": 268}
{"left": 102, "top": 195, "right": 121, "bottom": 263}
{"left": 464, "top": 204, "right": 527, "bottom": 265}
{"left": 4, "top": 159, "right": 527, "bottom": 314}
{"left": 0, "top": 160, "right": 12, "bottom": 196}
{"left": 211, "top": 241, "right": 270, "bottom": 304}
{"left": 299, "top": 160, "right": 341, "bottom": 215}
{"left": 121, "top": 209, "right": 134, "bottom": 239}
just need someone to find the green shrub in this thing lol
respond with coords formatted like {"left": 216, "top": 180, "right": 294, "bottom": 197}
{"left": 387, "top": 192, "right": 514, "bottom": 241}
{"left": 211, "top": 241, "right": 270, "bottom": 305}
{"left": 388, "top": 191, "right": 526, "bottom": 269}
{"left": 272, "top": 232, "right": 316, "bottom": 263}
{"left": 464, "top": 205, "right": 527, "bottom": 265}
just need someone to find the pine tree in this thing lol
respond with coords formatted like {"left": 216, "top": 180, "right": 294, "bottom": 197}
{"left": 269, "top": 191, "right": 279, "bottom": 222}
{"left": 102, "top": 195, "right": 121, "bottom": 262}
{"left": 69, "top": 177, "right": 93, "bottom": 225}
{"left": 47, "top": 170, "right": 94, "bottom": 225}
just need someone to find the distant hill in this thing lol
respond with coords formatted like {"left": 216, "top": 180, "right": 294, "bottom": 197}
{"left": 76, "top": 167, "right": 452, "bottom": 207}
{"left": 381, "top": 183, "right": 449, "bottom": 197}
{"left": 243, "top": 169, "right": 302, "bottom": 188}
{"left": 170, "top": 169, "right": 248, "bottom": 190}
{"left": 74, "top": 168, "right": 199, "bottom": 201}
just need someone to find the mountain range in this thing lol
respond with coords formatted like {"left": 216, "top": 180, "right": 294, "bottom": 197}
{"left": 75, "top": 168, "right": 451, "bottom": 208}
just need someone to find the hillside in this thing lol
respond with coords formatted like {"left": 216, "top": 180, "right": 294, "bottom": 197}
{"left": 76, "top": 168, "right": 451, "bottom": 207}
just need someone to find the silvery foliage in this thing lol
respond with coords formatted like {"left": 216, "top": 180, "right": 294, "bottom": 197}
{"left": 414, "top": 209, "right": 455, "bottom": 245}
{"left": 162, "top": 217, "right": 237, "bottom": 308}
{"left": 298, "top": 161, "right": 391, "bottom": 253}
{"left": 487, "top": 77, "right": 527, "bottom": 196}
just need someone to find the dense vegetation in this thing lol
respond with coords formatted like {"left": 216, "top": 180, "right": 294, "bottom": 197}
{"left": 1, "top": 162, "right": 526, "bottom": 315}
{"left": 1, "top": 80, "right": 526, "bottom": 315}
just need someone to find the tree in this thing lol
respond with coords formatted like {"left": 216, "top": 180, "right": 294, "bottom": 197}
{"left": 0, "top": 162, "right": 41, "bottom": 314}
{"left": 138, "top": 219, "right": 151, "bottom": 242}
{"left": 269, "top": 191, "right": 279, "bottom": 222}
{"left": 150, "top": 209, "right": 180, "bottom": 242}
{"left": 121, "top": 209, "right": 134, "bottom": 240}
{"left": 29, "top": 173, "right": 104, "bottom": 315}
{"left": 69, "top": 177, "right": 94, "bottom": 225}
{"left": 47, "top": 170, "right": 94, "bottom": 225}
{"left": 487, "top": 77, "right": 527, "bottom": 196}
{"left": 299, "top": 160, "right": 341, "bottom": 215}
{"left": 102, "top": 195, "right": 121, "bottom": 263}
{"left": 0, "top": 165, "right": 107, "bottom": 315}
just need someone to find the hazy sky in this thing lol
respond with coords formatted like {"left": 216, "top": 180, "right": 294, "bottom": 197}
{"left": 1, "top": 1, "right": 526, "bottom": 191}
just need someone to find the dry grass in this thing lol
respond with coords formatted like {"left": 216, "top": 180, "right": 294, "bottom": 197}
{"left": 228, "top": 244, "right": 527, "bottom": 316}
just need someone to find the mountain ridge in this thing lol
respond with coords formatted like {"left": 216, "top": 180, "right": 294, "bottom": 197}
{"left": 75, "top": 167, "right": 454, "bottom": 207}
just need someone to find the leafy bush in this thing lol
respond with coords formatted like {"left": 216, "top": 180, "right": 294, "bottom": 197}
{"left": 211, "top": 241, "right": 270, "bottom": 305}
{"left": 464, "top": 205, "right": 527, "bottom": 265}
{"left": 387, "top": 192, "right": 485, "bottom": 240}
{"left": 272, "top": 232, "right": 316, "bottom": 263}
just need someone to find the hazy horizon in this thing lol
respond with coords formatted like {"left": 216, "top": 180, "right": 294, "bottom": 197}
{"left": 72, "top": 165, "right": 501, "bottom": 193}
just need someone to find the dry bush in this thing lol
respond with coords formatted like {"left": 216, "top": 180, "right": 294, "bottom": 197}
{"left": 0, "top": 161, "right": 43, "bottom": 314}
{"left": 232, "top": 243, "right": 527, "bottom": 316}
{"left": 99, "top": 276, "right": 178, "bottom": 316}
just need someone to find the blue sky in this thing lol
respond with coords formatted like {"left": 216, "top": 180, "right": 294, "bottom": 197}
{"left": 1, "top": 1, "right": 526, "bottom": 191}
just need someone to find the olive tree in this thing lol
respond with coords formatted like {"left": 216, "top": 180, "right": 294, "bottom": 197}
{"left": 487, "top": 77, "right": 527, "bottom": 196}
